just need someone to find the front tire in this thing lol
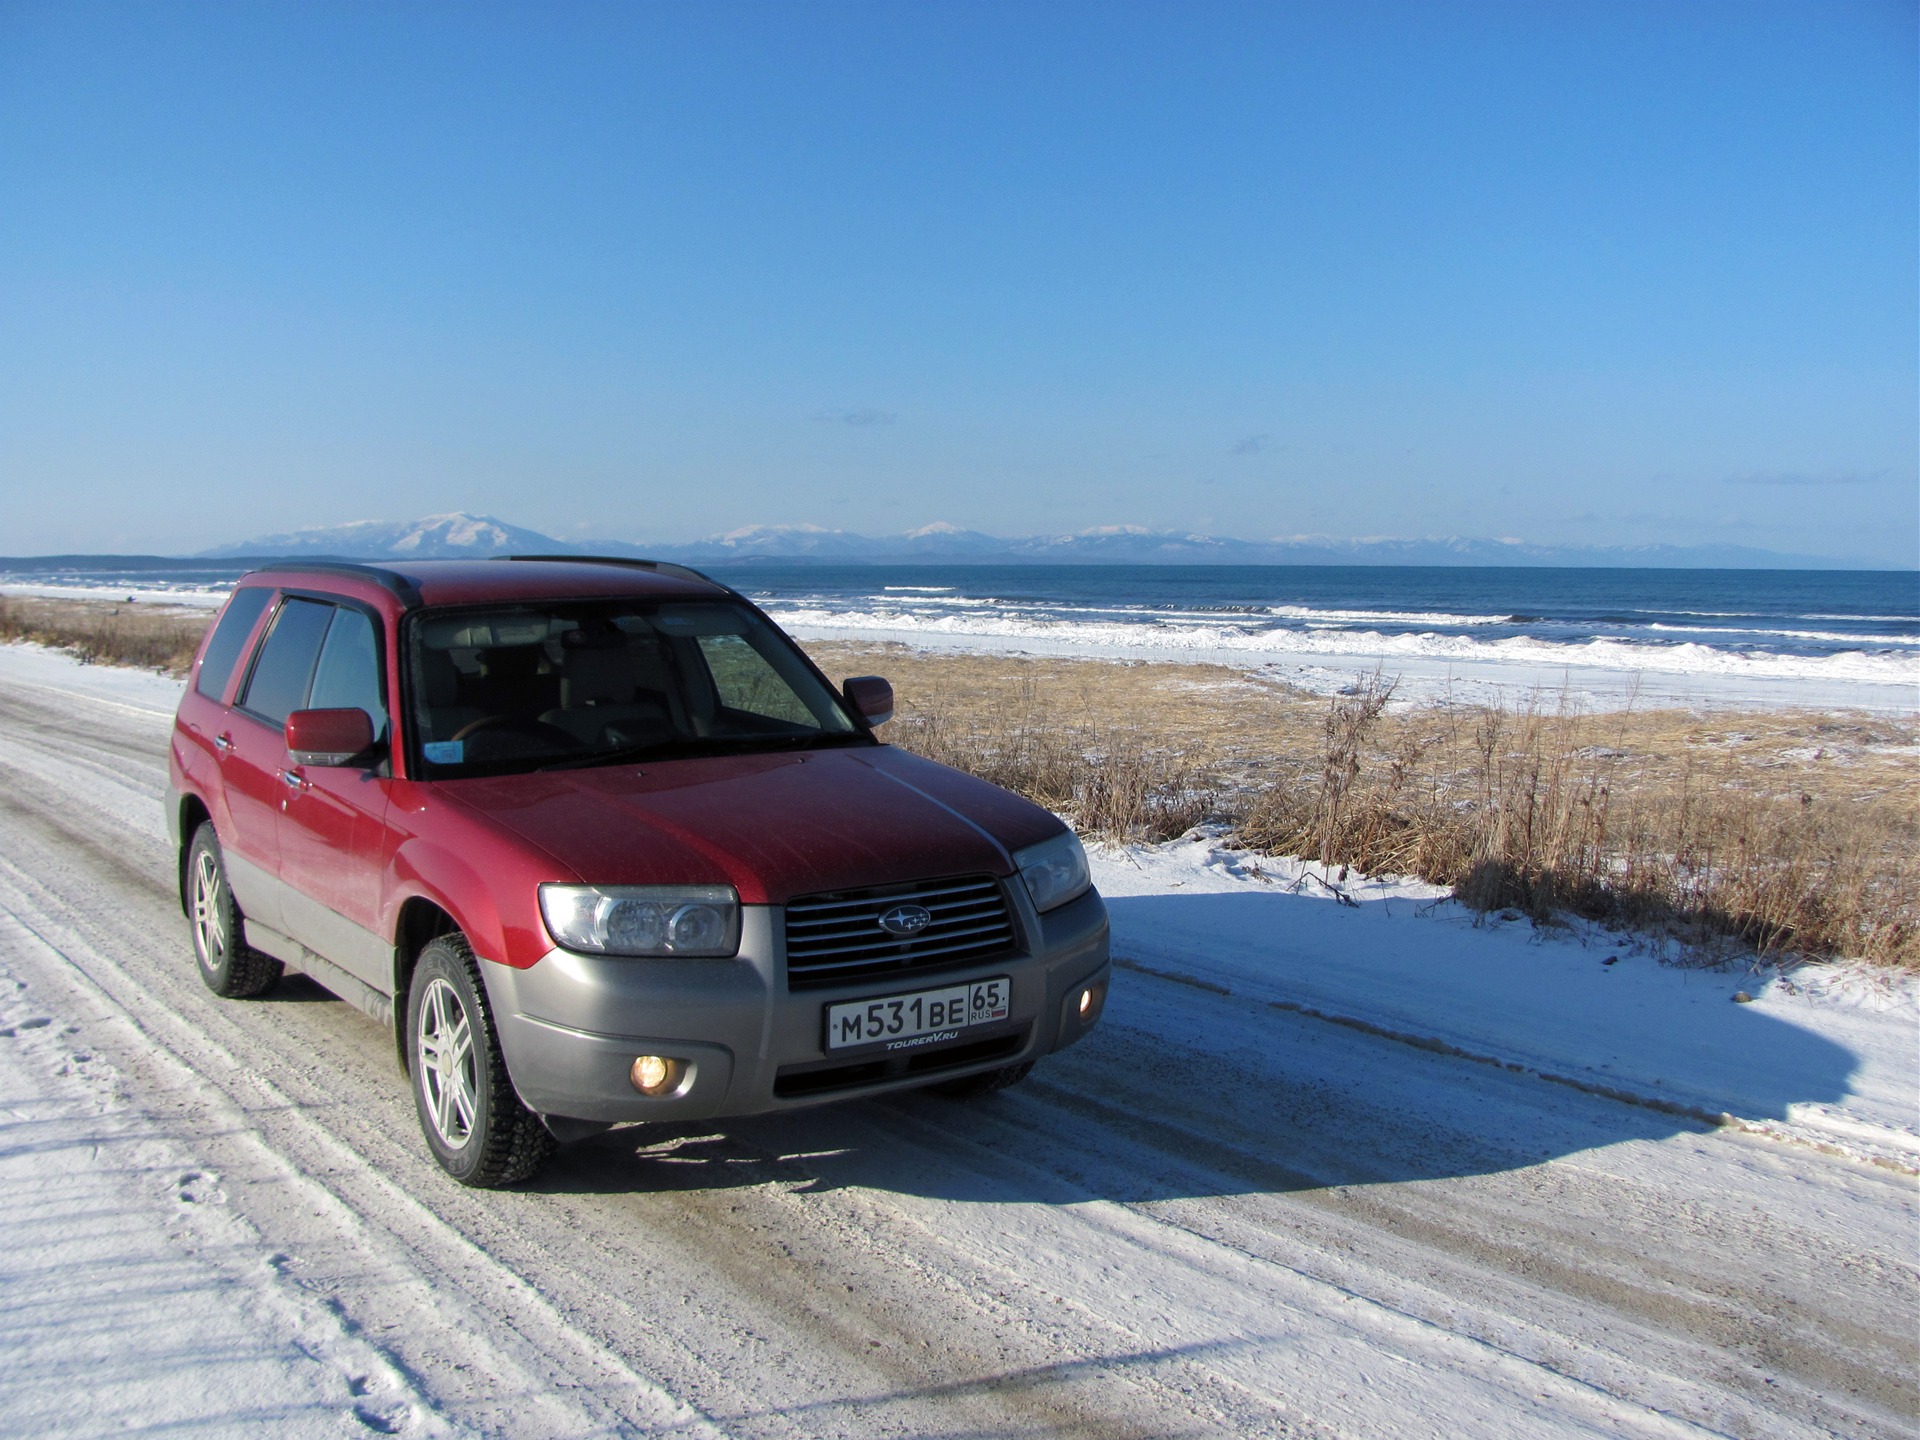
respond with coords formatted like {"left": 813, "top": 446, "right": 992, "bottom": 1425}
{"left": 407, "top": 934, "right": 554, "bottom": 1187}
{"left": 187, "top": 824, "right": 282, "bottom": 999}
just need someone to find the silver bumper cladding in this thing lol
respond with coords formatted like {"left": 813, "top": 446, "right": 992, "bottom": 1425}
{"left": 484, "top": 883, "right": 1110, "bottom": 1125}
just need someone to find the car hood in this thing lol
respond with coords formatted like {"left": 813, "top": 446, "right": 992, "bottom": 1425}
{"left": 433, "top": 744, "right": 1066, "bottom": 904}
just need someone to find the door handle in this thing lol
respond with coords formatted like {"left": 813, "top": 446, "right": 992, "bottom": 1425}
{"left": 278, "top": 769, "right": 308, "bottom": 789}
{"left": 214, "top": 734, "right": 235, "bottom": 753}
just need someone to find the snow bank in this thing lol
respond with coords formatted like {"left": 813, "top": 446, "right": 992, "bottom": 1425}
{"left": 1091, "top": 836, "right": 1920, "bottom": 1169}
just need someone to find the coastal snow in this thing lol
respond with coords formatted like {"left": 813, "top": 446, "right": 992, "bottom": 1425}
{"left": 772, "top": 605, "right": 1920, "bottom": 713}
{"left": 1090, "top": 835, "right": 1919, "bottom": 1169}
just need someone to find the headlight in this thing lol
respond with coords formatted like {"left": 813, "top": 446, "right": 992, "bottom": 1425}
{"left": 1013, "top": 830, "right": 1091, "bottom": 913}
{"left": 538, "top": 884, "right": 741, "bottom": 957}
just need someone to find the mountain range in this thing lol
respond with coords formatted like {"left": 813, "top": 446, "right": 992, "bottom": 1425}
{"left": 190, "top": 512, "right": 1872, "bottom": 569}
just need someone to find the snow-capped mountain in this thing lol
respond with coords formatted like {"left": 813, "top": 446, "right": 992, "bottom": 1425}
{"left": 684, "top": 524, "right": 893, "bottom": 559}
{"left": 199, "top": 513, "right": 575, "bottom": 559}
{"left": 197, "top": 513, "right": 1853, "bottom": 569}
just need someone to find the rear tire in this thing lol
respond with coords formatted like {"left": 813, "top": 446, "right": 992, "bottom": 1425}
{"left": 187, "top": 825, "right": 282, "bottom": 999}
{"left": 407, "top": 934, "right": 555, "bottom": 1187}
{"left": 932, "top": 1060, "right": 1034, "bottom": 1099}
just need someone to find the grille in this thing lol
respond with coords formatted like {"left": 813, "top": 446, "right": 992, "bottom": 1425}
{"left": 783, "top": 874, "right": 1017, "bottom": 989}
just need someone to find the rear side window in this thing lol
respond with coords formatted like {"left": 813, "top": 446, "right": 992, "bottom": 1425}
{"left": 194, "top": 587, "right": 273, "bottom": 700}
{"left": 307, "top": 606, "right": 388, "bottom": 742}
{"left": 240, "top": 598, "right": 335, "bottom": 727}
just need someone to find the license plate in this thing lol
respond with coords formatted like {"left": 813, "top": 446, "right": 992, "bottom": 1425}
{"left": 825, "top": 976, "right": 1012, "bottom": 1054}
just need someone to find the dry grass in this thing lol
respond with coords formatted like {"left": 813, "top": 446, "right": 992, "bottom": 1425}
{"left": 810, "top": 641, "right": 1920, "bottom": 970}
{"left": 0, "top": 595, "right": 210, "bottom": 675}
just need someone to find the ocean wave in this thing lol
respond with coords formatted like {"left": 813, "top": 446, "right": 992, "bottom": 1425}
{"left": 1644, "top": 622, "right": 1920, "bottom": 647}
{"left": 780, "top": 595, "right": 1519, "bottom": 631}
{"left": 1263, "top": 604, "right": 1511, "bottom": 627}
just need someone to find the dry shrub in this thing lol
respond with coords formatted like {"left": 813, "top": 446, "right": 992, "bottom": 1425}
{"left": 1240, "top": 689, "right": 1920, "bottom": 969}
{"left": 0, "top": 596, "right": 210, "bottom": 674}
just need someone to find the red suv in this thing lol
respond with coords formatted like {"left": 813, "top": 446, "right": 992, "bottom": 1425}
{"left": 167, "top": 558, "right": 1110, "bottom": 1185}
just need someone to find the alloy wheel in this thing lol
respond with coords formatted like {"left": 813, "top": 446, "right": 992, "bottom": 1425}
{"left": 191, "top": 849, "right": 227, "bottom": 967}
{"left": 416, "top": 976, "right": 479, "bottom": 1148}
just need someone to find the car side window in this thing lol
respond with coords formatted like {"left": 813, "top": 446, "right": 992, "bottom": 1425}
{"left": 307, "top": 606, "right": 389, "bottom": 742}
{"left": 695, "top": 633, "right": 819, "bottom": 727}
{"left": 194, "top": 587, "right": 274, "bottom": 700}
{"left": 239, "top": 597, "right": 335, "bottom": 728}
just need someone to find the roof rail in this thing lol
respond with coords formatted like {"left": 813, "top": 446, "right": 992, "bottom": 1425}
{"left": 245, "top": 560, "right": 424, "bottom": 608}
{"left": 496, "top": 554, "right": 735, "bottom": 594}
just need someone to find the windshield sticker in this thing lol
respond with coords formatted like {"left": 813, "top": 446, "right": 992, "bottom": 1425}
{"left": 423, "top": 740, "right": 465, "bottom": 765}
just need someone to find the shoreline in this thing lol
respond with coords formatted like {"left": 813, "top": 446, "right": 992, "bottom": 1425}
{"left": 777, "top": 618, "right": 1920, "bottom": 716}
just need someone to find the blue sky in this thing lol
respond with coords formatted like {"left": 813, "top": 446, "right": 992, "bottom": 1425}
{"left": 2, "top": 0, "right": 1914, "bottom": 564}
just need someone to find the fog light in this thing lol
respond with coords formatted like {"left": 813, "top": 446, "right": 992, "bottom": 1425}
{"left": 630, "top": 1055, "right": 676, "bottom": 1096}
{"left": 1078, "top": 988, "right": 1095, "bottom": 1017}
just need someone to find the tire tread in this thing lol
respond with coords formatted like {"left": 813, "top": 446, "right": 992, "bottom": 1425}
{"left": 189, "top": 825, "right": 283, "bottom": 999}
{"left": 412, "top": 934, "right": 555, "bottom": 1187}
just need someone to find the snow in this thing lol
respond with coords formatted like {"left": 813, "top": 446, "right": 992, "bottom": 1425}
{"left": 0, "top": 917, "right": 447, "bottom": 1438}
{"left": 772, "top": 607, "right": 1920, "bottom": 713}
{"left": 1089, "top": 836, "right": 1920, "bottom": 1170}
{"left": 1, "top": 638, "right": 1914, "bottom": 1435}
{"left": 4, "top": 636, "right": 1911, "bottom": 1173}
{"left": 1, "top": 581, "right": 231, "bottom": 608}
{"left": 0, "top": 643, "right": 190, "bottom": 716}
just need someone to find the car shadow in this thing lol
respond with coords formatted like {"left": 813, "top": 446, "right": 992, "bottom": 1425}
{"left": 263, "top": 973, "right": 346, "bottom": 1004}
{"left": 532, "top": 892, "right": 1860, "bottom": 1207}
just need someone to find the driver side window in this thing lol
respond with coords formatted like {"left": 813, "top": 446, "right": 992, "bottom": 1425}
{"left": 308, "top": 606, "right": 388, "bottom": 743}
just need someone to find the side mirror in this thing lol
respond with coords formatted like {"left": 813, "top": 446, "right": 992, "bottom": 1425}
{"left": 285, "top": 708, "right": 378, "bottom": 767}
{"left": 842, "top": 676, "right": 894, "bottom": 727}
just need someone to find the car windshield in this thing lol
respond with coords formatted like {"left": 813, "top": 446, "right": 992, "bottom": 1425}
{"left": 404, "top": 598, "right": 867, "bottom": 776}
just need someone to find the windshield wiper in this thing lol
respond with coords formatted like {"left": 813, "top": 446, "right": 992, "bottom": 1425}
{"left": 749, "top": 731, "right": 874, "bottom": 751}
{"left": 534, "top": 740, "right": 689, "bottom": 771}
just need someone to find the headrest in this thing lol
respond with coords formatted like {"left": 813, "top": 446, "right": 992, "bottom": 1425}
{"left": 560, "top": 644, "right": 634, "bottom": 707}
{"left": 416, "top": 648, "right": 461, "bottom": 706}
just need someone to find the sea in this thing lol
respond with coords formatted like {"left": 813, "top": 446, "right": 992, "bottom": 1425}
{"left": 5, "top": 560, "right": 1916, "bottom": 711}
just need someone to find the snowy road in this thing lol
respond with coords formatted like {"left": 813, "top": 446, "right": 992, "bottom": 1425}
{"left": 0, "top": 655, "right": 1914, "bottom": 1438}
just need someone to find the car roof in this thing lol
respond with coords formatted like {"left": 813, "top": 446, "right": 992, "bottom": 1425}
{"left": 240, "top": 557, "right": 734, "bottom": 610}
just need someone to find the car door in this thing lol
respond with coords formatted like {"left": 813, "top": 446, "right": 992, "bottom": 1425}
{"left": 220, "top": 593, "right": 335, "bottom": 929}
{"left": 275, "top": 601, "right": 398, "bottom": 994}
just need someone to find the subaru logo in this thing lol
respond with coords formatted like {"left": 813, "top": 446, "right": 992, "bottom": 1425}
{"left": 877, "top": 904, "right": 933, "bottom": 938}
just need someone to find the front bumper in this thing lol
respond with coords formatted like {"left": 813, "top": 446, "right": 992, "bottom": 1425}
{"left": 483, "top": 883, "right": 1110, "bottom": 1125}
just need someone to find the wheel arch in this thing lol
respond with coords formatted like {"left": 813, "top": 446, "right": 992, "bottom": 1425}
{"left": 176, "top": 794, "right": 213, "bottom": 917}
{"left": 391, "top": 895, "right": 460, "bottom": 1073}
